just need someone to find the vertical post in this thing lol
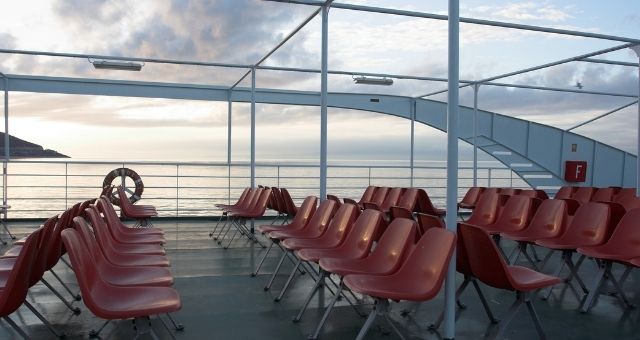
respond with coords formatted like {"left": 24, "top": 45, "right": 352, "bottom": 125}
{"left": 319, "top": 3, "right": 329, "bottom": 201}
{"left": 472, "top": 83, "right": 480, "bottom": 187}
{"left": 227, "top": 91, "right": 233, "bottom": 204}
{"left": 3, "top": 76, "right": 9, "bottom": 210}
{"left": 632, "top": 46, "right": 640, "bottom": 196}
{"left": 176, "top": 164, "right": 179, "bottom": 217}
{"left": 410, "top": 99, "right": 416, "bottom": 187}
{"left": 443, "top": 0, "right": 460, "bottom": 339}
{"left": 65, "top": 163, "right": 68, "bottom": 209}
{"left": 251, "top": 67, "right": 256, "bottom": 189}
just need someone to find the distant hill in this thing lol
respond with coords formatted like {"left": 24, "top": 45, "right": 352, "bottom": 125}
{"left": 0, "top": 132, "right": 69, "bottom": 158}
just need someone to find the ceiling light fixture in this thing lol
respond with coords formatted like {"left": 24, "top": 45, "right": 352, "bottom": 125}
{"left": 90, "top": 59, "right": 144, "bottom": 71}
{"left": 353, "top": 75, "right": 393, "bottom": 86}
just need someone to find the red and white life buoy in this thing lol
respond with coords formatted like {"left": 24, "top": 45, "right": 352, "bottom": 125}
{"left": 102, "top": 168, "right": 144, "bottom": 205}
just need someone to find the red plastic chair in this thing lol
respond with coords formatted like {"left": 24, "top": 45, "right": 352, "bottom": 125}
{"left": 554, "top": 185, "right": 576, "bottom": 199}
{"left": 280, "top": 188, "right": 299, "bottom": 217}
{"left": 274, "top": 203, "right": 359, "bottom": 302}
{"left": 356, "top": 186, "right": 377, "bottom": 209}
{"left": 614, "top": 191, "right": 640, "bottom": 211}
{"left": 366, "top": 186, "right": 389, "bottom": 209}
{"left": 61, "top": 227, "right": 181, "bottom": 339}
{"left": 464, "top": 192, "right": 501, "bottom": 226}
{"left": 224, "top": 187, "right": 272, "bottom": 248}
{"left": 471, "top": 195, "right": 537, "bottom": 238}
{"left": 342, "top": 228, "right": 456, "bottom": 340}
{"left": 0, "top": 229, "right": 44, "bottom": 339}
{"left": 215, "top": 187, "right": 250, "bottom": 210}
{"left": 501, "top": 199, "right": 568, "bottom": 269}
{"left": 498, "top": 188, "right": 521, "bottom": 196}
{"left": 389, "top": 206, "right": 413, "bottom": 221}
{"left": 576, "top": 208, "right": 640, "bottom": 312}
{"left": 535, "top": 202, "right": 623, "bottom": 301}
{"left": 590, "top": 187, "right": 615, "bottom": 202}
{"left": 459, "top": 224, "right": 561, "bottom": 340}
{"left": 309, "top": 218, "right": 417, "bottom": 339}
{"left": 86, "top": 206, "right": 165, "bottom": 256}
{"left": 572, "top": 186, "right": 595, "bottom": 204}
{"left": 395, "top": 188, "right": 418, "bottom": 212}
{"left": 416, "top": 188, "right": 445, "bottom": 217}
{"left": 326, "top": 194, "right": 342, "bottom": 207}
{"left": 364, "top": 187, "right": 402, "bottom": 213}
{"left": 458, "top": 186, "right": 486, "bottom": 210}
{"left": 97, "top": 197, "right": 165, "bottom": 236}
{"left": 116, "top": 186, "right": 157, "bottom": 216}
{"left": 212, "top": 187, "right": 260, "bottom": 241}
{"left": 252, "top": 196, "right": 318, "bottom": 277}
{"left": 80, "top": 212, "right": 170, "bottom": 267}
{"left": 416, "top": 213, "right": 445, "bottom": 240}
{"left": 73, "top": 217, "right": 174, "bottom": 287}
{"left": 263, "top": 200, "right": 337, "bottom": 292}
{"left": 291, "top": 209, "right": 387, "bottom": 322}
{"left": 98, "top": 199, "right": 165, "bottom": 245}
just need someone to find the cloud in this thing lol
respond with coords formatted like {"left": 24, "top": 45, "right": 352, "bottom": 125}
{"left": 463, "top": 2, "right": 573, "bottom": 23}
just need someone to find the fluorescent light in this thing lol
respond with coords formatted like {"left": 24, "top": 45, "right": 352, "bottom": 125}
{"left": 91, "top": 59, "right": 144, "bottom": 71}
{"left": 353, "top": 75, "right": 393, "bottom": 86}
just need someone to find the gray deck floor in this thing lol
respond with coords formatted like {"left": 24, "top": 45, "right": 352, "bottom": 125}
{"left": 1, "top": 218, "right": 639, "bottom": 339}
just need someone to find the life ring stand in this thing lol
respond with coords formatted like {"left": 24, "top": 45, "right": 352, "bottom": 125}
{"left": 102, "top": 168, "right": 144, "bottom": 206}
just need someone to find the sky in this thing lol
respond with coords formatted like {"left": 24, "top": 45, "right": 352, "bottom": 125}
{"left": 0, "top": 0, "right": 638, "bottom": 163}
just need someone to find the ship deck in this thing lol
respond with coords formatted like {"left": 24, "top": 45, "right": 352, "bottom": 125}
{"left": 1, "top": 218, "right": 639, "bottom": 340}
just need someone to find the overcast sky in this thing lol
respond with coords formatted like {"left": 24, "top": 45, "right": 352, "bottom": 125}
{"left": 0, "top": 0, "right": 638, "bottom": 162}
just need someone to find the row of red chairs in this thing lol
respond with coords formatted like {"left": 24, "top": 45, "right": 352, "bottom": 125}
{"left": 103, "top": 185, "right": 159, "bottom": 227}
{"left": 329, "top": 185, "right": 446, "bottom": 217}
{"left": 0, "top": 196, "right": 182, "bottom": 339}
{"left": 262, "top": 186, "right": 298, "bottom": 223}
{"left": 460, "top": 188, "right": 640, "bottom": 317}
{"left": 253, "top": 198, "right": 456, "bottom": 339}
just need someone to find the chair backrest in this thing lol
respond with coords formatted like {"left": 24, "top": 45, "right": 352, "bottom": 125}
{"left": 83, "top": 205, "right": 123, "bottom": 257}
{"left": 116, "top": 186, "right": 135, "bottom": 209}
{"left": 288, "top": 196, "right": 317, "bottom": 228}
{"left": 591, "top": 187, "right": 615, "bottom": 203}
{"left": 275, "top": 187, "right": 289, "bottom": 214}
{"left": 281, "top": 188, "right": 298, "bottom": 216}
{"left": 389, "top": 206, "right": 413, "bottom": 220}
{"left": 599, "top": 208, "right": 640, "bottom": 252}
{"left": 378, "top": 187, "right": 403, "bottom": 212}
{"left": 369, "top": 187, "right": 389, "bottom": 207}
{"left": 318, "top": 203, "right": 360, "bottom": 247}
{"left": 554, "top": 202, "right": 613, "bottom": 247}
{"left": 525, "top": 199, "right": 567, "bottom": 239}
{"left": 392, "top": 227, "right": 456, "bottom": 300}
{"left": 614, "top": 192, "right": 640, "bottom": 212}
{"left": 459, "top": 224, "right": 514, "bottom": 290}
{"left": 72, "top": 215, "right": 107, "bottom": 264}
{"left": 29, "top": 216, "right": 59, "bottom": 287}
{"left": 79, "top": 199, "right": 96, "bottom": 215}
{"left": 554, "top": 186, "right": 575, "bottom": 200}
{"left": 396, "top": 188, "right": 418, "bottom": 211}
{"left": 245, "top": 187, "right": 265, "bottom": 211}
{"left": 416, "top": 213, "right": 445, "bottom": 240}
{"left": 249, "top": 188, "right": 272, "bottom": 216}
{"left": 358, "top": 186, "right": 377, "bottom": 205}
{"left": 237, "top": 188, "right": 258, "bottom": 210}
{"left": 335, "top": 209, "right": 386, "bottom": 257}
{"left": 614, "top": 188, "right": 636, "bottom": 201}
{"left": 0, "top": 228, "right": 42, "bottom": 316}
{"left": 326, "top": 194, "right": 342, "bottom": 207}
{"left": 365, "top": 218, "right": 417, "bottom": 274}
{"left": 459, "top": 187, "right": 486, "bottom": 207}
{"left": 416, "top": 189, "right": 441, "bottom": 215}
{"left": 491, "top": 195, "right": 536, "bottom": 232}
{"left": 234, "top": 187, "right": 251, "bottom": 207}
{"left": 466, "top": 192, "right": 501, "bottom": 225}
{"left": 499, "top": 188, "right": 521, "bottom": 196}
{"left": 572, "top": 186, "right": 595, "bottom": 204}
{"left": 304, "top": 199, "right": 338, "bottom": 238}
{"left": 70, "top": 201, "right": 82, "bottom": 219}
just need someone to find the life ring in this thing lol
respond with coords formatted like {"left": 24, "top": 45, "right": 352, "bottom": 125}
{"left": 102, "top": 168, "right": 144, "bottom": 205}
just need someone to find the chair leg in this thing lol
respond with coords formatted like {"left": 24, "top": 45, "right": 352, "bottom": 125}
{"left": 251, "top": 242, "right": 274, "bottom": 277}
{"left": 490, "top": 292, "right": 525, "bottom": 340}
{"left": 3, "top": 316, "right": 31, "bottom": 339}
{"left": 274, "top": 258, "right": 301, "bottom": 302}
{"left": 40, "top": 278, "right": 81, "bottom": 315}
{"left": 23, "top": 300, "right": 66, "bottom": 338}
{"left": 564, "top": 252, "right": 589, "bottom": 295}
{"left": 210, "top": 213, "right": 227, "bottom": 238}
{"left": 471, "top": 278, "right": 499, "bottom": 324}
{"left": 2, "top": 221, "right": 15, "bottom": 240}
{"left": 541, "top": 256, "right": 566, "bottom": 300}
{"left": 157, "top": 315, "right": 178, "bottom": 340}
{"left": 50, "top": 269, "right": 81, "bottom": 301}
{"left": 309, "top": 282, "right": 344, "bottom": 339}
{"left": 580, "top": 260, "right": 608, "bottom": 313}
{"left": 293, "top": 269, "right": 326, "bottom": 322}
{"left": 59, "top": 256, "right": 74, "bottom": 271}
{"left": 355, "top": 303, "right": 379, "bottom": 340}
{"left": 264, "top": 249, "right": 288, "bottom": 291}
{"left": 165, "top": 313, "right": 185, "bottom": 331}
{"left": 89, "top": 320, "right": 111, "bottom": 338}
{"left": 132, "top": 316, "right": 159, "bottom": 340}
{"left": 608, "top": 267, "right": 634, "bottom": 310}
{"left": 430, "top": 276, "right": 471, "bottom": 329}
{"left": 524, "top": 293, "right": 547, "bottom": 340}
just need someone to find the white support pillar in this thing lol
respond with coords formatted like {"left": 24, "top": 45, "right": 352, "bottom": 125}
{"left": 250, "top": 68, "right": 256, "bottom": 189}
{"left": 631, "top": 45, "right": 640, "bottom": 196}
{"left": 410, "top": 99, "right": 416, "bottom": 187}
{"left": 319, "top": 3, "right": 329, "bottom": 201}
{"left": 227, "top": 91, "right": 233, "bottom": 204}
{"left": 472, "top": 83, "right": 480, "bottom": 187}
{"left": 443, "top": 0, "right": 459, "bottom": 339}
{"left": 3, "top": 77, "right": 8, "bottom": 208}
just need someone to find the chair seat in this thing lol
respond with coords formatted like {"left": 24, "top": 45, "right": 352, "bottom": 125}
{"left": 257, "top": 225, "right": 286, "bottom": 234}
{"left": 508, "top": 265, "right": 562, "bottom": 291}
{"left": 319, "top": 257, "right": 390, "bottom": 277}
{"left": 501, "top": 229, "right": 557, "bottom": 242}
{"left": 295, "top": 247, "right": 362, "bottom": 263}
{"left": 114, "top": 233, "right": 165, "bottom": 245}
{"left": 343, "top": 273, "right": 439, "bottom": 302}
{"left": 107, "top": 253, "right": 170, "bottom": 267}
{"left": 119, "top": 227, "right": 165, "bottom": 236}
{"left": 623, "top": 257, "right": 640, "bottom": 267}
{"left": 90, "top": 285, "right": 181, "bottom": 320}
{"left": 13, "top": 236, "right": 28, "bottom": 245}
{"left": 577, "top": 245, "right": 637, "bottom": 262}
{"left": 267, "top": 229, "right": 311, "bottom": 240}
{"left": 101, "top": 265, "right": 174, "bottom": 287}
{"left": 1, "top": 246, "right": 22, "bottom": 258}
{"left": 112, "top": 243, "right": 166, "bottom": 256}
{"left": 535, "top": 239, "right": 578, "bottom": 250}
{"left": 282, "top": 237, "right": 333, "bottom": 251}
{"left": 481, "top": 222, "right": 524, "bottom": 234}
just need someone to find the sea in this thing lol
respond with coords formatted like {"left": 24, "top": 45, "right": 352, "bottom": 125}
{"left": 1, "top": 158, "right": 524, "bottom": 219}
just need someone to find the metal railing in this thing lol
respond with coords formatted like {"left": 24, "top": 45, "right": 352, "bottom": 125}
{"left": 1, "top": 159, "right": 528, "bottom": 218}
